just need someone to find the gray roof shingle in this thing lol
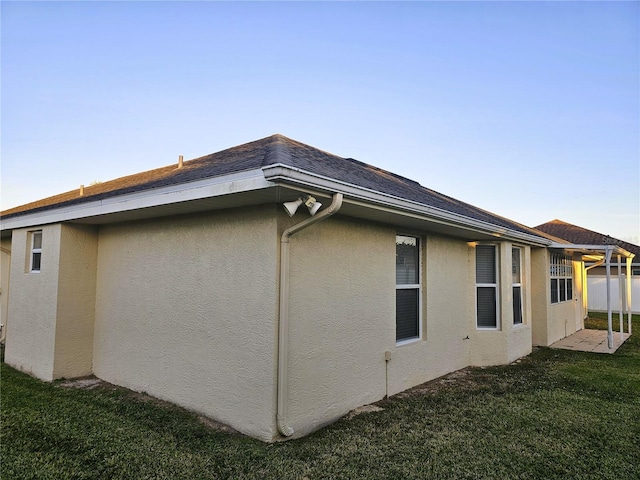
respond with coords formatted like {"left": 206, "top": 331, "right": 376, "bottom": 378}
{"left": 1, "top": 134, "right": 544, "bottom": 239}
{"left": 535, "top": 219, "right": 640, "bottom": 256}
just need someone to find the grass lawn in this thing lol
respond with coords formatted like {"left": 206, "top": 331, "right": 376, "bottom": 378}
{"left": 2, "top": 315, "right": 639, "bottom": 480}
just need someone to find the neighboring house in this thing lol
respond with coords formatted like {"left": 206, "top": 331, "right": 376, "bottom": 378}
{"left": 536, "top": 219, "right": 640, "bottom": 276}
{"left": 536, "top": 220, "right": 639, "bottom": 314}
{"left": 0, "top": 134, "right": 629, "bottom": 441}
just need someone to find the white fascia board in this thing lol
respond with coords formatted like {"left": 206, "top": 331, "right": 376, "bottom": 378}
{"left": 550, "top": 243, "right": 635, "bottom": 259}
{"left": 262, "top": 164, "right": 551, "bottom": 246}
{"left": 1, "top": 169, "right": 272, "bottom": 231}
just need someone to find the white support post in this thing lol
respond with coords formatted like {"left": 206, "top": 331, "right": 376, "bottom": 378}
{"left": 605, "top": 247, "right": 613, "bottom": 349}
{"left": 618, "top": 255, "right": 623, "bottom": 341}
{"left": 627, "top": 256, "right": 633, "bottom": 335}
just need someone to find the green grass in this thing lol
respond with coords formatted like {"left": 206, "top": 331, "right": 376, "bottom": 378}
{"left": 2, "top": 315, "right": 639, "bottom": 479}
{"left": 585, "top": 310, "right": 633, "bottom": 333}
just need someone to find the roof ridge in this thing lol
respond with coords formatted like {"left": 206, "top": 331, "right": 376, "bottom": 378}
{"left": 262, "top": 134, "right": 292, "bottom": 166}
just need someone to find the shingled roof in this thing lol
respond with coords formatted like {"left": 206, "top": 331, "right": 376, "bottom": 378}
{"left": 535, "top": 219, "right": 640, "bottom": 257}
{"left": 2, "top": 134, "right": 544, "bottom": 240}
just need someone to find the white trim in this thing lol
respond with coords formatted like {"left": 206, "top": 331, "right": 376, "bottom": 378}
{"left": 475, "top": 244, "right": 500, "bottom": 330}
{"left": 512, "top": 247, "right": 523, "bottom": 326}
{"left": 395, "top": 234, "right": 422, "bottom": 344}
{"left": 263, "top": 164, "right": 551, "bottom": 247}
{"left": 1, "top": 169, "right": 272, "bottom": 232}
{"left": 549, "top": 243, "right": 634, "bottom": 259}
{"left": 29, "top": 230, "right": 42, "bottom": 273}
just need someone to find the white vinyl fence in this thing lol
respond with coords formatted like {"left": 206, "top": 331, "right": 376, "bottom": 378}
{"left": 587, "top": 275, "right": 640, "bottom": 314}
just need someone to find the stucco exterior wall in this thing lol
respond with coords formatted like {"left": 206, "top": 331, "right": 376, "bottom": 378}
{"left": 530, "top": 249, "right": 585, "bottom": 346}
{"left": 468, "top": 242, "right": 533, "bottom": 366}
{"left": 92, "top": 206, "right": 279, "bottom": 441}
{"left": 5, "top": 226, "right": 62, "bottom": 380}
{"left": 53, "top": 224, "right": 98, "bottom": 379}
{"left": 531, "top": 247, "right": 549, "bottom": 346}
{"left": 388, "top": 235, "right": 473, "bottom": 396}
{"left": 285, "top": 225, "right": 493, "bottom": 437}
{"left": 286, "top": 217, "right": 394, "bottom": 437}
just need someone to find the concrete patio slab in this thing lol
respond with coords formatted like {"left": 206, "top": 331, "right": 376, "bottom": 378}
{"left": 550, "top": 329, "right": 631, "bottom": 354}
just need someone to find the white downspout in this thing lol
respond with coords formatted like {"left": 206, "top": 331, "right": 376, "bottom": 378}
{"left": 0, "top": 246, "right": 10, "bottom": 344}
{"left": 277, "top": 193, "right": 343, "bottom": 437}
{"left": 627, "top": 255, "right": 634, "bottom": 335}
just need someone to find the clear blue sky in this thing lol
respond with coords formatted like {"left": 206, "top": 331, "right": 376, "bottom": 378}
{"left": 2, "top": 1, "right": 639, "bottom": 243}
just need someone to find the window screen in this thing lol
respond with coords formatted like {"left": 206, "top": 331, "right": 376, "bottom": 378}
{"left": 476, "top": 245, "right": 498, "bottom": 328}
{"left": 396, "top": 235, "right": 420, "bottom": 342}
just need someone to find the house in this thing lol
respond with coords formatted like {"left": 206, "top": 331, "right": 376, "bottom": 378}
{"left": 536, "top": 219, "right": 640, "bottom": 276}
{"left": 0, "top": 134, "right": 631, "bottom": 441}
{"left": 536, "top": 220, "right": 639, "bottom": 315}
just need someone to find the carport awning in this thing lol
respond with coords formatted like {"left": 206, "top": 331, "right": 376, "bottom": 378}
{"left": 550, "top": 243, "right": 635, "bottom": 350}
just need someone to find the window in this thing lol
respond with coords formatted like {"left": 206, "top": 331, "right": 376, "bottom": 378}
{"left": 29, "top": 230, "right": 43, "bottom": 272}
{"left": 396, "top": 235, "right": 420, "bottom": 342}
{"left": 476, "top": 245, "right": 498, "bottom": 329}
{"left": 550, "top": 253, "right": 572, "bottom": 304}
{"left": 512, "top": 248, "right": 523, "bottom": 325}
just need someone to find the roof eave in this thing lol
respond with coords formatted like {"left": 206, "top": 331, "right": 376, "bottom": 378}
{"left": 0, "top": 168, "right": 272, "bottom": 233}
{"left": 262, "top": 164, "right": 552, "bottom": 247}
{"left": 549, "top": 242, "right": 635, "bottom": 259}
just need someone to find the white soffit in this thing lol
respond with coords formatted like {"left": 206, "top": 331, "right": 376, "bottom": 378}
{"left": 262, "top": 164, "right": 551, "bottom": 247}
{"left": 0, "top": 169, "right": 273, "bottom": 231}
{"left": 549, "top": 243, "right": 635, "bottom": 259}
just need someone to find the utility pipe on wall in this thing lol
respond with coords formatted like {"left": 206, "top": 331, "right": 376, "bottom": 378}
{"left": 277, "top": 193, "right": 343, "bottom": 437}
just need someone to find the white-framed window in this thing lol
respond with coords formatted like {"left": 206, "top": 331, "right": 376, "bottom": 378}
{"left": 512, "top": 247, "right": 523, "bottom": 325}
{"left": 550, "top": 253, "right": 572, "bottom": 304}
{"left": 396, "top": 234, "right": 421, "bottom": 343}
{"left": 29, "top": 230, "right": 43, "bottom": 272}
{"left": 476, "top": 244, "right": 499, "bottom": 329}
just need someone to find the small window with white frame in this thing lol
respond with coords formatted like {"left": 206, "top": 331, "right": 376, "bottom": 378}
{"left": 396, "top": 234, "right": 421, "bottom": 343}
{"left": 550, "top": 253, "right": 572, "bottom": 304}
{"left": 29, "top": 230, "right": 43, "bottom": 272}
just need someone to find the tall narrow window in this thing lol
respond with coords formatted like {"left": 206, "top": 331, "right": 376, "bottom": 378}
{"left": 512, "top": 247, "right": 523, "bottom": 325}
{"left": 396, "top": 235, "right": 420, "bottom": 342}
{"left": 476, "top": 245, "right": 498, "bottom": 329}
{"left": 30, "top": 230, "right": 43, "bottom": 272}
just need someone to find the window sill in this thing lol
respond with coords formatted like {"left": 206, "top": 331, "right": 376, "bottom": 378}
{"left": 396, "top": 336, "right": 421, "bottom": 347}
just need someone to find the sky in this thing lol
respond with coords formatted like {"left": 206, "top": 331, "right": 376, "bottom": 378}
{"left": 2, "top": 1, "right": 639, "bottom": 244}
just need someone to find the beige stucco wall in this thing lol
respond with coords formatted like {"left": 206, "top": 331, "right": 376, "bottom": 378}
{"left": 469, "top": 242, "right": 533, "bottom": 366}
{"left": 1, "top": 236, "right": 11, "bottom": 339}
{"left": 531, "top": 247, "right": 549, "bottom": 346}
{"left": 388, "top": 234, "right": 474, "bottom": 396}
{"left": 4, "top": 224, "right": 98, "bottom": 380}
{"left": 5, "top": 226, "right": 62, "bottom": 380}
{"left": 92, "top": 206, "right": 279, "bottom": 441}
{"left": 531, "top": 249, "right": 585, "bottom": 346}
{"left": 286, "top": 216, "right": 394, "bottom": 437}
{"left": 53, "top": 224, "right": 98, "bottom": 379}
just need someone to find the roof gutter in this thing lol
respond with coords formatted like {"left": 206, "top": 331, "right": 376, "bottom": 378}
{"left": 0, "top": 169, "right": 271, "bottom": 232}
{"left": 549, "top": 243, "right": 635, "bottom": 259}
{"left": 262, "top": 164, "right": 551, "bottom": 247}
{"left": 277, "top": 193, "right": 343, "bottom": 437}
